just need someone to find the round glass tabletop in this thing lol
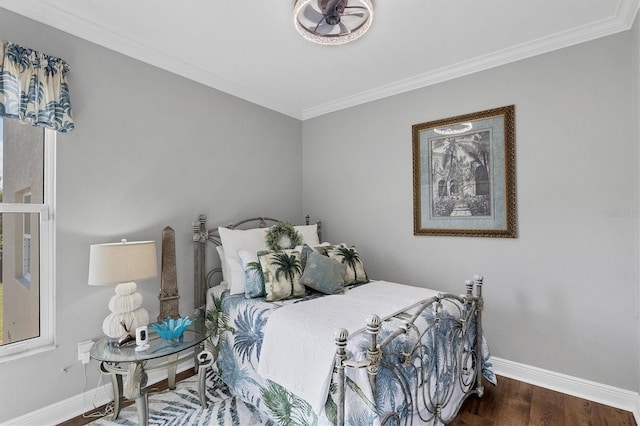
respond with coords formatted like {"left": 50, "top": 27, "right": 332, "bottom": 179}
{"left": 90, "top": 317, "right": 210, "bottom": 363}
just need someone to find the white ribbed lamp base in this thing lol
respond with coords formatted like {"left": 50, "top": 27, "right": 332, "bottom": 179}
{"left": 101, "top": 282, "right": 150, "bottom": 338}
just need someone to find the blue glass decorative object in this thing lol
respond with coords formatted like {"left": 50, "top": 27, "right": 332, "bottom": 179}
{"left": 150, "top": 316, "right": 195, "bottom": 340}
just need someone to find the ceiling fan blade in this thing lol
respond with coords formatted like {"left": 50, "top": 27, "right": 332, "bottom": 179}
{"left": 338, "top": 21, "right": 352, "bottom": 35}
{"left": 344, "top": 5, "right": 367, "bottom": 10}
{"left": 314, "top": 19, "right": 327, "bottom": 33}
{"left": 311, "top": 21, "right": 332, "bottom": 35}
{"left": 342, "top": 11, "right": 364, "bottom": 17}
{"left": 303, "top": 4, "right": 325, "bottom": 23}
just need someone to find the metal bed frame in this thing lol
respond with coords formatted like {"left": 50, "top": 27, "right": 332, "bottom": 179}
{"left": 192, "top": 214, "right": 485, "bottom": 425}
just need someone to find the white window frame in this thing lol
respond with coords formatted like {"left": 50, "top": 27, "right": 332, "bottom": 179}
{"left": 22, "top": 192, "right": 32, "bottom": 282}
{"left": 0, "top": 128, "right": 56, "bottom": 362}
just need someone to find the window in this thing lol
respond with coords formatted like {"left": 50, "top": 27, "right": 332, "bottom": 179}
{"left": 0, "top": 119, "right": 56, "bottom": 362}
{"left": 22, "top": 192, "right": 32, "bottom": 284}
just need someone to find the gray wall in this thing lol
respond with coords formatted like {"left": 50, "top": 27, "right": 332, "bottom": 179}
{"left": 303, "top": 29, "right": 639, "bottom": 392}
{"left": 1, "top": 6, "right": 639, "bottom": 423}
{"left": 0, "top": 9, "right": 302, "bottom": 422}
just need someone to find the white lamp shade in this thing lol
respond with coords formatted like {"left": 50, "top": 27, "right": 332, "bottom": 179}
{"left": 88, "top": 240, "right": 158, "bottom": 286}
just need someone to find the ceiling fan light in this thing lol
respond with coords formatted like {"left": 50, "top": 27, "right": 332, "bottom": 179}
{"left": 293, "top": 0, "right": 373, "bottom": 46}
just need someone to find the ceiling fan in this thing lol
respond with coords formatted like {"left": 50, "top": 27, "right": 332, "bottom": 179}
{"left": 293, "top": 0, "right": 374, "bottom": 45}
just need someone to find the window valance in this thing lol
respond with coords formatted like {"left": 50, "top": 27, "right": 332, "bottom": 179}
{"left": 0, "top": 40, "right": 74, "bottom": 132}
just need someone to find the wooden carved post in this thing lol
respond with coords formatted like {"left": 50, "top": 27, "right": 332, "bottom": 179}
{"left": 158, "top": 226, "right": 180, "bottom": 322}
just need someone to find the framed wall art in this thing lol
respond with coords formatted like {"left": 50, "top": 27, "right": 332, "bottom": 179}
{"left": 412, "top": 105, "right": 516, "bottom": 237}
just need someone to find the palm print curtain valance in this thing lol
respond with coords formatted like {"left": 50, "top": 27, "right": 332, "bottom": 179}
{"left": 0, "top": 40, "right": 74, "bottom": 132}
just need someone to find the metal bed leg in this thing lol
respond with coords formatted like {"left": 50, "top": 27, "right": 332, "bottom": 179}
{"left": 197, "top": 350, "right": 215, "bottom": 408}
{"left": 473, "top": 274, "right": 485, "bottom": 397}
{"left": 366, "top": 315, "right": 381, "bottom": 394}
{"left": 335, "top": 328, "right": 349, "bottom": 426}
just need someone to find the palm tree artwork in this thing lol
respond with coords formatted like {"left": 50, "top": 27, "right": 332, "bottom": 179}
{"left": 430, "top": 130, "right": 491, "bottom": 217}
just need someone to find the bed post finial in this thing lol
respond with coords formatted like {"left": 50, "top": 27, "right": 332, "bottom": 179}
{"left": 366, "top": 315, "right": 381, "bottom": 372}
{"left": 305, "top": 214, "right": 310, "bottom": 225}
{"left": 335, "top": 328, "right": 349, "bottom": 426}
{"left": 465, "top": 280, "right": 473, "bottom": 299}
{"left": 473, "top": 274, "right": 483, "bottom": 299}
{"left": 193, "top": 215, "right": 208, "bottom": 243}
{"left": 366, "top": 315, "right": 381, "bottom": 399}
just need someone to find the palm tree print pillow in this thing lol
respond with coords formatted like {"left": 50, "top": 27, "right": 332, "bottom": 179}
{"left": 324, "top": 244, "right": 369, "bottom": 285}
{"left": 258, "top": 249, "right": 307, "bottom": 302}
{"left": 238, "top": 249, "right": 265, "bottom": 299}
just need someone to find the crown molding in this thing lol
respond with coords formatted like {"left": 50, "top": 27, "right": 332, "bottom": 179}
{"left": 0, "top": 0, "right": 302, "bottom": 120}
{"left": 301, "top": 0, "right": 640, "bottom": 119}
{"left": 2, "top": 0, "right": 638, "bottom": 121}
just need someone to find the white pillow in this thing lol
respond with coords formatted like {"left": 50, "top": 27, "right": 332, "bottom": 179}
{"left": 215, "top": 246, "right": 229, "bottom": 283}
{"left": 294, "top": 224, "right": 320, "bottom": 246}
{"left": 218, "top": 226, "right": 269, "bottom": 295}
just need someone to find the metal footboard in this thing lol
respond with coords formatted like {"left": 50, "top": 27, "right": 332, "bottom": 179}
{"left": 335, "top": 275, "right": 485, "bottom": 425}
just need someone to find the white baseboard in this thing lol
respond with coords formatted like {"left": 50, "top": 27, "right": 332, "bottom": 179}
{"left": 492, "top": 357, "right": 640, "bottom": 423}
{"left": 2, "top": 359, "right": 195, "bottom": 426}
{"left": 4, "top": 356, "right": 639, "bottom": 425}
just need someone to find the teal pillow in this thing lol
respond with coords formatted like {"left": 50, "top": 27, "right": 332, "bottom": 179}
{"left": 238, "top": 249, "right": 265, "bottom": 299}
{"left": 300, "top": 251, "right": 346, "bottom": 294}
{"left": 300, "top": 244, "right": 315, "bottom": 269}
{"left": 300, "top": 243, "right": 333, "bottom": 268}
{"left": 258, "top": 249, "right": 306, "bottom": 302}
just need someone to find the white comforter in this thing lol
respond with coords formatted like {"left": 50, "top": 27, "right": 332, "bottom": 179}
{"left": 256, "top": 280, "right": 440, "bottom": 414}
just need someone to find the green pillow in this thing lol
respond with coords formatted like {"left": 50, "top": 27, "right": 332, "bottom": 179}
{"left": 300, "top": 251, "right": 347, "bottom": 294}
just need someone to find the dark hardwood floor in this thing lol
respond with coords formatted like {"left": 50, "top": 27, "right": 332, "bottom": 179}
{"left": 452, "top": 376, "right": 636, "bottom": 426}
{"left": 59, "top": 374, "right": 636, "bottom": 425}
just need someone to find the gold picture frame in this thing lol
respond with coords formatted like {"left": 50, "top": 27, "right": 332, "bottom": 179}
{"left": 412, "top": 105, "right": 516, "bottom": 238}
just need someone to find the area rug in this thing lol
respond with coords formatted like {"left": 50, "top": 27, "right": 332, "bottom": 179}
{"left": 89, "top": 371, "right": 274, "bottom": 425}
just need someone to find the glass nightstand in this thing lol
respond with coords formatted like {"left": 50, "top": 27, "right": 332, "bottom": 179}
{"left": 90, "top": 317, "right": 214, "bottom": 425}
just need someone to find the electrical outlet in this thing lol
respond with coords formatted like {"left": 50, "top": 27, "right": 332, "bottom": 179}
{"left": 77, "top": 340, "right": 94, "bottom": 364}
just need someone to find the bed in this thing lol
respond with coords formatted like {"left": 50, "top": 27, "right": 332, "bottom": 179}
{"left": 192, "top": 214, "right": 495, "bottom": 425}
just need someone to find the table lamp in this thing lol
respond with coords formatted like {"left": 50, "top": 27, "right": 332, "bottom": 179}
{"left": 88, "top": 239, "right": 158, "bottom": 345}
